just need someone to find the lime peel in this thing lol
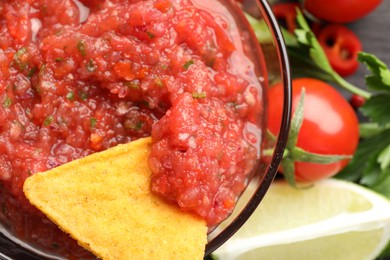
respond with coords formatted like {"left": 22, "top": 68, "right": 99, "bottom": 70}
{"left": 213, "top": 179, "right": 390, "bottom": 260}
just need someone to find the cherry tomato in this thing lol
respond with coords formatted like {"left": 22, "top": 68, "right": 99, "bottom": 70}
{"left": 350, "top": 94, "right": 366, "bottom": 109}
{"left": 268, "top": 78, "right": 359, "bottom": 182}
{"left": 317, "top": 24, "right": 362, "bottom": 77}
{"left": 302, "top": 0, "right": 382, "bottom": 23}
{"left": 272, "top": 3, "right": 299, "bottom": 33}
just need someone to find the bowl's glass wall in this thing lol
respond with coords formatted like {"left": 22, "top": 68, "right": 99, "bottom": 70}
{"left": 0, "top": 0, "right": 291, "bottom": 259}
{"left": 205, "top": 0, "right": 291, "bottom": 255}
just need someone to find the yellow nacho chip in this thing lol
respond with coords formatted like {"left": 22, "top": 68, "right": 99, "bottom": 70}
{"left": 23, "top": 137, "right": 207, "bottom": 260}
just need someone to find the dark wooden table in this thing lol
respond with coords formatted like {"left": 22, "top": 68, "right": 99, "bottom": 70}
{"left": 346, "top": 1, "right": 390, "bottom": 87}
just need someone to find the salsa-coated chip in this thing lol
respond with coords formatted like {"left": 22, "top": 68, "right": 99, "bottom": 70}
{"left": 23, "top": 137, "right": 207, "bottom": 260}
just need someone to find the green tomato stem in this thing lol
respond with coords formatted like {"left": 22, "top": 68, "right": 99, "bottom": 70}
{"left": 359, "top": 122, "right": 390, "bottom": 138}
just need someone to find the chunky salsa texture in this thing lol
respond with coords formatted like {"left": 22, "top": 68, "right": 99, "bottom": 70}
{"left": 0, "top": 0, "right": 264, "bottom": 256}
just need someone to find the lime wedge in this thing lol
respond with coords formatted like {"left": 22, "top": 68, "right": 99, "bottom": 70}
{"left": 213, "top": 179, "right": 390, "bottom": 260}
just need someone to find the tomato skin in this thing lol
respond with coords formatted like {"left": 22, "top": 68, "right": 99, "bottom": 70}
{"left": 303, "top": 0, "right": 382, "bottom": 23}
{"left": 350, "top": 94, "right": 366, "bottom": 109}
{"left": 268, "top": 78, "right": 359, "bottom": 182}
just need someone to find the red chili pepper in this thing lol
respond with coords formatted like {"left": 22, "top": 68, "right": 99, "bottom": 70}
{"left": 272, "top": 3, "right": 299, "bottom": 33}
{"left": 310, "top": 22, "right": 322, "bottom": 37}
{"left": 317, "top": 24, "right": 362, "bottom": 77}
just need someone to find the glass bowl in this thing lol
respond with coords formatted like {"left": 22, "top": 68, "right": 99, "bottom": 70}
{"left": 205, "top": 0, "right": 291, "bottom": 256}
{"left": 0, "top": 0, "right": 291, "bottom": 259}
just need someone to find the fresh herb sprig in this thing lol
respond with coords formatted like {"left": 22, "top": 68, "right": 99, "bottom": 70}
{"left": 336, "top": 53, "right": 390, "bottom": 198}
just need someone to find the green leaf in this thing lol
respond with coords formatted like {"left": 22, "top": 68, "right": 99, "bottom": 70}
{"left": 360, "top": 93, "right": 390, "bottom": 125}
{"left": 358, "top": 52, "right": 387, "bottom": 75}
{"left": 183, "top": 60, "right": 194, "bottom": 70}
{"left": 125, "top": 81, "right": 140, "bottom": 89}
{"left": 90, "top": 117, "right": 97, "bottom": 128}
{"left": 281, "top": 27, "right": 299, "bottom": 47}
{"left": 245, "top": 14, "right": 273, "bottom": 44}
{"left": 370, "top": 168, "right": 390, "bottom": 198}
{"left": 378, "top": 144, "right": 390, "bottom": 170}
{"left": 80, "top": 92, "right": 88, "bottom": 100}
{"left": 77, "top": 40, "right": 87, "bottom": 57}
{"left": 146, "top": 31, "right": 155, "bottom": 39}
{"left": 127, "top": 121, "right": 144, "bottom": 131}
{"left": 378, "top": 240, "right": 390, "bottom": 259}
{"left": 86, "top": 59, "right": 96, "bottom": 72}
{"left": 66, "top": 91, "right": 75, "bottom": 101}
{"left": 294, "top": 10, "right": 333, "bottom": 74}
{"left": 192, "top": 92, "right": 207, "bottom": 99}
{"left": 337, "top": 128, "right": 390, "bottom": 186}
{"left": 13, "top": 47, "right": 28, "bottom": 71}
{"left": 3, "top": 96, "right": 12, "bottom": 108}
{"left": 359, "top": 122, "right": 390, "bottom": 138}
{"left": 358, "top": 52, "right": 390, "bottom": 91}
{"left": 43, "top": 116, "right": 54, "bottom": 126}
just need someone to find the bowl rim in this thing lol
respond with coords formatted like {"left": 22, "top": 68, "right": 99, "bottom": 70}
{"left": 204, "top": 0, "right": 292, "bottom": 256}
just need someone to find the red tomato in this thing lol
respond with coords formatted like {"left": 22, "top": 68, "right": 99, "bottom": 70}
{"left": 268, "top": 78, "right": 359, "bottom": 182}
{"left": 317, "top": 24, "right": 362, "bottom": 77}
{"left": 350, "top": 94, "right": 366, "bottom": 109}
{"left": 303, "top": 0, "right": 382, "bottom": 23}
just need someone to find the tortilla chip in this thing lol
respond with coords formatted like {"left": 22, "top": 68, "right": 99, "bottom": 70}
{"left": 23, "top": 137, "right": 207, "bottom": 260}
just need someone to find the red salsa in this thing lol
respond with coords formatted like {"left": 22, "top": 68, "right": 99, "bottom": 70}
{"left": 0, "top": 0, "right": 264, "bottom": 257}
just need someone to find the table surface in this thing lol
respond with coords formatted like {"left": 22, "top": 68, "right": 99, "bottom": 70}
{"left": 344, "top": 1, "right": 390, "bottom": 88}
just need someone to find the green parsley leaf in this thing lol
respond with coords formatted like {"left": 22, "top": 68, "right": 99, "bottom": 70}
{"left": 378, "top": 144, "right": 390, "bottom": 171}
{"left": 125, "top": 81, "right": 140, "bottom": 89}
{"left": 245, "top": 14, "right": 273, "bottom": 44}
{"left": 126, "top": 121, "right": 144, "bottom": 130}
{"left": 43, "top": 116, "right": 53, "bottom": 126}
{"left": 183, "top": 60, "right": 194, "bottom": 70}
{"left": 358, "top": 52, "right": 390, "bottom": 91}
{"left": 66, "top": 91, "right": 75, "bottom": 101}
{"left": 154, "top": 78, "right": 163, "bottom": 87}
{"left": 146, "top": 31, "right": 155, "bottom": 39}
{"left": 86, "top": 59, "right": 96, "bottom": 72}
{"left": 13, "top": 47, "right": 28, "bottom": 71}
{"left": 358, "top": 53, "right": 390, "bottom": 126}
{"left": 77, "top": 40, "right": 87, "bottom": 57}
{"left": 336, "top": 54, "right": 390, "bottom": 200}
{"left": 360, "top": 93, "right": 390, "bottom": 125}
{"left": 80, "top": 92, "right": 88, "bottom": 100}
{"left": 27, "top": 67, "right": 37, "bottom": 78}
{"left": 90, "top": 117, "right": 97, "bottom": 128}
{"left": 192, "top": 92, "right": 206, "bottom": 99}
{"left": 39, "top": 64, "right": 47, "bottom": 77}
{"left": 337, "top": 128, "right": 390, "bottom": 198}
{"left": 3, "top": 96, "right": 12, "bottom": 108}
